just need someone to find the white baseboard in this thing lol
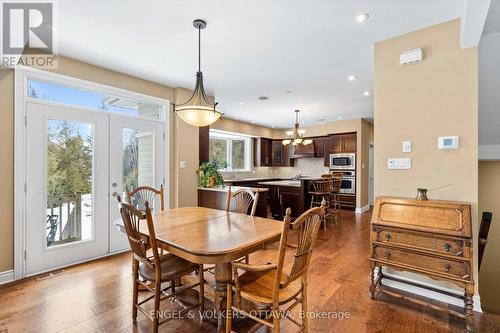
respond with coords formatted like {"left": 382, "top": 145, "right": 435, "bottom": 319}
{"left": 378, "top": 270, "right": 482, "bottom": 313}
{"left": 0, "top": 270, "right": 14, "bottom": 285}
{"left": 355, "top": 204, "right": 370, "bottom": 214}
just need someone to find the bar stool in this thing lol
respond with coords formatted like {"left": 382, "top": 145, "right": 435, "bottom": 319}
{"left": 309, "top": 179, "right": 333, "bottom": 230}
{"left": 330, "top": 177, "right": 342, "bottom": 224}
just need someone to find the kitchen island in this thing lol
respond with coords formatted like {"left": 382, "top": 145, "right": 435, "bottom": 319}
{"left": 258, "top": 179, "right": 315, "bottom": 220}
{"left": 197, "top": 186, "right": 269, "bottom": 218}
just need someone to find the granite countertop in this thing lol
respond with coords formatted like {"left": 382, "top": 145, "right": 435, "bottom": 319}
{"left": 198, "top": 185, "right": 269, "bottom": 192}
{"left": 257, "top": 180, "right": 302, "bottom": 187}
{"left": 223, "top": 177, "right": 284, "bottom": 182}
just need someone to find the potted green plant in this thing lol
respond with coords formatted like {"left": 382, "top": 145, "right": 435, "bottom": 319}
{"left": 199, "top": 161, "right": 225, "bottom": 188}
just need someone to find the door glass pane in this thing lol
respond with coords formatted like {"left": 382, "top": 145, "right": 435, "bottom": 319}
{"left": 47, "top": 120, "right": 93, "bottom": 247}
{"left": 122, "top": 128, "right": 155, "bottom": 192}
{"left": 231, "top": 139, "right": 245, "bottom": 170}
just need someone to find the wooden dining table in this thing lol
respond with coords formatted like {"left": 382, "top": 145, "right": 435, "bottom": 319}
{"left": 114, "top": 206, "right": 283, "bottom": 332}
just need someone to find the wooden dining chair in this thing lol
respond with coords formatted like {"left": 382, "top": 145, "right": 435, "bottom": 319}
{"left": 225, "top": 186, "right": 260, "bottom": 216}
{"left": 126, "top": 184, "right": 165, "bottom": 211}
{"left": 225, "top": 200, "right": 325, "bottom": 333}
{"left": 224, "top": 186, "right": 260, "bottom": 264}
{"left": 118, "top": 199, "right": 204, "bottom": 333}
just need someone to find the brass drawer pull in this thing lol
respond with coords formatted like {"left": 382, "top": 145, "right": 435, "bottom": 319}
{"left": 444, "top": 264, "right": 451, "bottom": 273}
{"left": 385, "top": 234, "right": 392, "bottom": 242}
{"left": 444, "top": 243, "right": 451, "bottom": 252}
{"left": 384, "top": 251, "right": 391, "bottom": 260}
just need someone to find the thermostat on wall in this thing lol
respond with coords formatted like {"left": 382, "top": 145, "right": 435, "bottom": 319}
{"left": 438, "top": 136, "right": 459, "bottom": 150}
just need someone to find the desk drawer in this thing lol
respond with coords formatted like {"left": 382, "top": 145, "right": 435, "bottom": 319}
{"left": 375, "top": 228, "right": 464, "bottom": 257}
{"left": 373, "top": 245, "right": 470, "bottom": 280}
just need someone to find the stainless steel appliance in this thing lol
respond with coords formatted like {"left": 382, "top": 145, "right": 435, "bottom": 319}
{"left": 329, "top": 153, "right": 356, "bottom": 170}
{"left": 332, "top": 170, "right": 356, "bottom": 194}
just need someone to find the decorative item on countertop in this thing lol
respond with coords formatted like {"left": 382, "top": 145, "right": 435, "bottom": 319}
{"left": 199, "top": 162, "right": 224, "bottom": 188}
{"left": 415, "top": 184, "right": 453, "bottom": 201}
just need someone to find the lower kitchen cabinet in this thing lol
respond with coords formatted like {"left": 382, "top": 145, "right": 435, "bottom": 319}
{"left": 338, "top": 194, "right": 356, "bottom": 209}
{"left": 268, "top": 185, "right": 304, "bottom": 220}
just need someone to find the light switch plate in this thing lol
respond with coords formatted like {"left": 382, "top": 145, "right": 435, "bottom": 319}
{"left": 388, "top": 158, "right": 411, "bottom": 170}
{"left": 179, "top": 160, "right": 187, "bottom": 169}
{"left": 402, "top": 141, "right": 412, "bottom": 153}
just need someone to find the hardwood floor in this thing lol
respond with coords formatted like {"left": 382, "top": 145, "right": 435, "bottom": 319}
{"left": 1, "top": 210, "right": 499, "bottom": 332}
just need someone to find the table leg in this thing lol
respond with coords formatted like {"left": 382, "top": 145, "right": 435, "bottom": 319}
{"left": 215, "top": 262, "right": 232, "bottom": 333}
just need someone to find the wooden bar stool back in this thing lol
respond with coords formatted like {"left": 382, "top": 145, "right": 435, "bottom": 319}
{"left": 330, "top": 177, "right": 342, "bottom": 224}
{"left": 118, "top": 199, "right": 204, "bottom": 333}
{"left": 225, "top": 200, "right": 325, "bottom": 333}
{"left": 309, "top": 179, "right": 333, "bottom": 229}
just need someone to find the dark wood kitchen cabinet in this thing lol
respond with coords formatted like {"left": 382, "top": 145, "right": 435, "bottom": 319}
{"left": 269, "top": 185, "right": 302, "bottom": 220}
{"left": 313, "top": 137, "right": 325, "bottom": 158}
{"left": 254, "top": 138, "right": 293, "bottom": 167}
{"left": 270, "top": 140, "right": 294, "bottom": 166}
{"left": 259, "top": 138, "right": 272, "bottom": 166}
{"left": 272, "top": 140, "right": 283, "bottom": 165}
{"left": 328, "top": 132, "right": 357, "bottom": 153}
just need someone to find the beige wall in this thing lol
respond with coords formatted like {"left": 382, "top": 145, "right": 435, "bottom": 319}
{"left": 374, "top": 19, "right": 479, "bottom": 292}
{"left": 478, "top": 161, "right": 500, "bottom": 313}
{"left": 0, "top": 57, "right": 203, "bottom": 272}
{"left": 171, "top": 87, "right": 201, "bottom": 208}
{"left": 0, "top": 70, "right": 15, "bottom": 272}
{"left": 212, "top": 118, "right": 274, "bottom": 138}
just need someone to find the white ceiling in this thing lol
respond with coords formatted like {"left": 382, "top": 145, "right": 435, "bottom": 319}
{"left": 56, "top": 0, "right": 464, "bottom": 128}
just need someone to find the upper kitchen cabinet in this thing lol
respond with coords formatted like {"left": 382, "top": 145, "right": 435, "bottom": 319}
{"left": 272, "top": 140, "right": 294, "bottom": 166}
{"left": 254, "top": 138, "right": 293, "bottom": 167}
{"left": 313, "top": 137, "right": 325, "bottom": 158}
{"left": 328, "top": 132, "right": 357, "bottom": 153}
{"left": 272, "top": 140, "right": 283, "bottom": 165}
{"left": 252, "top": 137, "right": 271, "bottom": 166}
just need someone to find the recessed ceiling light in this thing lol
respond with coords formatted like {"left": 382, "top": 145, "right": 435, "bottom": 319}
{"left": 240, "top": 102, "right": 244, "bottom": 105}
{"left": 258, "top": 96, "right": 269, "bottom": 100}
{"left": 348, "top": 75, "right": 356, "bottom": 81}
{"left": 271, "top": 125, "right": 275, "bottom": 128}
{"left": 338, "top": 116, "right": 343, "bottom": 120}
{"left": 252, "top": 120, "right": 256, "bottom": 124}
{"left": 364, "top": 91, "right": 371, "bottom": 96}
{"left": 356, "top": 14, "right": 369, "bottom": 23}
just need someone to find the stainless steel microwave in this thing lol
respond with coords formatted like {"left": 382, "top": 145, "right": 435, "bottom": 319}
{"left": 329, "top": 153, "right": 356, "bottom": 170}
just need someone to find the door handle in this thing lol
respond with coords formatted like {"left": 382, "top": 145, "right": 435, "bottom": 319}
{"left": 112, "top": 191, "right": 119, "bottom": 197}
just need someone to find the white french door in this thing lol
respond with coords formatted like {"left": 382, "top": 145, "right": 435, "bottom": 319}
{"left": 109, "top": 115, "right": 165, "bottom": 253}
{"left": 26, "top": 102, "right": 109, "bottom": 275}
{"left": 25, "top": 103, "right": 166, "bottom": 274}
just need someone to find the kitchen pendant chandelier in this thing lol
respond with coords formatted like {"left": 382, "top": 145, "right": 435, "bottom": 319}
{"left": 282, "top": 110, "right": 313, "bottom": 146}
{"left": 173, "top": 19, "right": 222, "bottom": 127}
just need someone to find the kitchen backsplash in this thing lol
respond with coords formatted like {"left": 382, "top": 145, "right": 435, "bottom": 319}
{"left": 222, "top": 157, "right": 329, "bottom": 180}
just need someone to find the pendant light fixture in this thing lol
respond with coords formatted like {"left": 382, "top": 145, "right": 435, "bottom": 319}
{"left": 282, "top": 110, "right": 313, "bottom": 146}
{"left": 173, "top": 19, "right": 222, "bottom": 127}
